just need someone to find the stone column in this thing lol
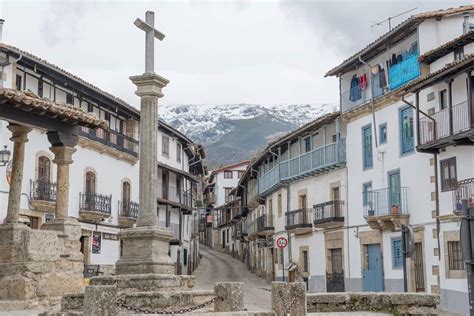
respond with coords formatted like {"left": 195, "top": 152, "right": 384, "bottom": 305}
{"left": 214, "top": 282, "right": 244, "bottom": 312}
{"left": 5, "top": 124, "right": 32, "bottom": 224}
{"left": 50, "top": 146, "right": 76, "bottom": 219}
{"left": 272, "top": 282, "right": 307, "bottom": 316}
{"left": 130, "top": 73, "right": 169, "bottom": 227}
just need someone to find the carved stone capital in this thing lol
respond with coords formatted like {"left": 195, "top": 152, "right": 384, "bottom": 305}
{"left": 49, "top": 146, "right": 77, "bottom": 165}
{"left": 130, "top": 73, "right": 169, "bottom": 98}
{"left": 47, "top": 131, "right": 79, "bottom": 148}
{"left": 7, "top": 124, "right": 32, "bottom": 143}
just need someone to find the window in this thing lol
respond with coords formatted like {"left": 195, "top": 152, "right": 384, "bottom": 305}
{"left": 66, "top": 93, "right": 73, "bottom": 105}
{"left": 176, "top": 143, "right": 182, "bottom": 163}
{"left": 362, "top": 182, "right": 372, "bottom": 206}
{"left": 379, "top": 123, "right": 387, "bottom": 144}
{"left": 85, "top": 172, "right": 96, "bottom": 195}
{"left": 392, "top": 238, "right": 403, "bottom": 268}
{"left": 299, "top": 194, "right": 307, "bottom": 209}
{"left": 15, "top": 74, "right": 22, "bottom": 90}
{"left": 38, "top": 156, "right": 51, "bottom": 182}
{"left": 454, "top": 47, "right": 464, "bottom": 61}
{"left": 268, "top": 199, "right": 273, "bottom": 216}
{"left": 439, "top": 89, "right": 448, "bottom": 110}
{"left": 277, "top": 193, "right": 282, "bottom": 217}
{"left": 224, "top": 171, "right": 233, "bottom": 179}
{"left": 400, "top": 107, "right": 414, "bottom": 155}
{"left": 304, "top": 137, "right": 311, "bottom": 153}
{"left": 87, "top": 103, "right": 94, "bottom": 113}
{"left": 441, "top": 157, "right": 457, "bottom": 191}
{"left": 224, "top": 187, "right": 232, "bottom": 203}
{"left": 448, "top": 241, "right": 464, "bottom": 270}
{"left": 238, "top": 171, "right": 244, "bottom": 179}
{"left": 362, "top": 125, "right": 373, "bottom": 168}
{"left": 38, "top": 79, "right": 43, "bottom": 97}
{"left": 183, "top": 248, "right": 188, "bottom": 265}
{"left": 122, "top": 181, "right": 131, "bottom": 204}
{"left": 165, "top": 207, "right": 170, "bottom": 227}
{"left": 162, "top": 135, "right": 169, "bottom": 156}
{"left": 302, "top": 250, "right": 309, "bottom": 272}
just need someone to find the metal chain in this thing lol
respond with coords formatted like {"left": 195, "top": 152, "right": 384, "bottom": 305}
{"left": 116, "top": 296, "right": 220, "bottom": 314}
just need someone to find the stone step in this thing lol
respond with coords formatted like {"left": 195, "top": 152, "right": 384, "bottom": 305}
{"left": 90, "top": 273, "right": 195, "bottom": 291}
{"left": 119, "top": 289, "right": 215, "bottom": 310}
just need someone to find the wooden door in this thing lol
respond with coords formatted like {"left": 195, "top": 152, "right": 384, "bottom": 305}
{"left": 363, "top": 244, "right": 384, "bottom": 292}
{"left": 414, "top": 242, "right": 426, "bottom": 292}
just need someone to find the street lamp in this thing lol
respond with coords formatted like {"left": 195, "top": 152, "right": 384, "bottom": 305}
{"left": 0, "top": 145, "right": 11, "bottom": 166}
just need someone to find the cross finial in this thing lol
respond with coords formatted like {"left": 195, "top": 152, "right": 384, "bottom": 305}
{"left": 134, "top": 11, "right": 165, "bottom": 74}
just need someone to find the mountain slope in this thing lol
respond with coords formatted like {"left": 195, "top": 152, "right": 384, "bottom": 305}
{"left": 159, "top": 103, "right": 337, "bottom": 167}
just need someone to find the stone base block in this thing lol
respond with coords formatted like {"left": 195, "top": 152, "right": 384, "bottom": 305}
{"left": 90, "top": 273, "right": 194, "bottom": 291}
{"left": 214, "top": 282, "right": 244, "bottom": 312}
{"left": 84, "top": 285, "right": 117, "bottom": 316}
{"left": 0, "top": 221, "right": 83, "bottom": 309}
{"left": 115, "top": 226, "right": 175, "bottom": 275}
{"left": 272, "top": 282, "right": 307, "bottom": 316}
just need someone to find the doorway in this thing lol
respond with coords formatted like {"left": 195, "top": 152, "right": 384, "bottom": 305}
{"left": 414, "top": 242, "right": 426, "bottom": 292}
{"left": 363, "top": 244, "right": 384, "bottom": 292}
{"left": 327, "top": 248, "right": 344, "bottom": 292}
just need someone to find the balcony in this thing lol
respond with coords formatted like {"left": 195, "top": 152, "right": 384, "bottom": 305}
{"left": 79, "top": 192, "right": 112, "bottom": 222}
{"left": 29, "top": 179, "right": 56, "bottom": 212}
{"left": 256, "top": 214, "right": 274, "bottom": 236}
{"left": 363, "top": 187, "right": 409, "bottom": 231}
{"left": 258, "top": 140, "right": 346, "bottom": 196}
{"left": 453, "top": 178, "right": 474, "bottom": 213}
{"left": 418, "top": 100, "right": 473, "bottom": 152}
{"left": 313, "top": 200, "right": 344, "bottom": 228}
{"left": 285, "top": 208, "right": 312, "bottom": 234}
{"left": 118, "top": 200, "right": 139, "bottom": 228}
{"left": 80, "top": 127, "right": 139, "bottom": 158}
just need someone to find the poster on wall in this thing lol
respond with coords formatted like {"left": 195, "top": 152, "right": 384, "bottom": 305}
{"left": 92, "top": 232, "right": 101, "bottom": 254}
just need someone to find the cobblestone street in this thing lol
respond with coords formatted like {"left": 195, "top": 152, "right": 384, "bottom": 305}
{"left": 194, "top": 245, "right": 272, "bottom": 311}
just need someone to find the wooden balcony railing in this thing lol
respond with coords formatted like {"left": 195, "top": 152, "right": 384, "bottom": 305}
{"left": 80, "top": 127, "right": 139, "bottom": 157}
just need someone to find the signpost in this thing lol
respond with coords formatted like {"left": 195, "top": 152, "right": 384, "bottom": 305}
{"left": 276, "top": 236, "right": 288, "bottom": 282}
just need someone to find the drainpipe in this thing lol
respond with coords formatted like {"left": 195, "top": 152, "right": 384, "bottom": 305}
{"left": 358, "top": 56, "right": 378, "bottom": 148}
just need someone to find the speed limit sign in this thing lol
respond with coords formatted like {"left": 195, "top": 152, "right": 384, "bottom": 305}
{"left": 276, "top": 236, "right": 288, "bottom": 249}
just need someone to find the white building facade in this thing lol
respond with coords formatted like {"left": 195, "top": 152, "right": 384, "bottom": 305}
{"left": 326, "top": 6, "right": 474, "bottom": 315}
{"left": 0, "top": 43, "right": 205, "bottom": 276}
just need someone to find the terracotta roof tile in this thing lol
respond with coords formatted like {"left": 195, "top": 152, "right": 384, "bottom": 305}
{"left": 0, "top": 87, "right": 107, "bottom": 128}
{"left": 418, "top": 31, "right": 474, "bottom": 63}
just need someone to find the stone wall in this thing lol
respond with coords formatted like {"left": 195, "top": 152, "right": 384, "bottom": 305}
{"left": 307, "top": 292, "right": 440, "bottom": 314}
{"left": 0, "top": 221, "right": 83, "bottom": 310}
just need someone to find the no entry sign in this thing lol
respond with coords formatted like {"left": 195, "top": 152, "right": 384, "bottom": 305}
{"left": 276, "top": 236, "right": 288, "bottom": 249}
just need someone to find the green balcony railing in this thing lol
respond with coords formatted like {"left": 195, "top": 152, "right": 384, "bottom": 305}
{"left": 258, "top": 140, "right": 346, "bottom": 196}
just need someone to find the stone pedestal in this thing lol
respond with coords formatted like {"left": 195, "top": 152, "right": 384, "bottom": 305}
{"left": 83, "top": 285, "right": 117, "bottom": 316}
{"left": 214, "top": 282, "right": 244, "bottom": 312}
{"left": 115, "top": 226, "right": 175, "bottom": 275}
{"left": 271, "top": 282, "right": 307, "bottom": 316}
{"left": 0, "top": 221, "right": 83, "bottom": 309}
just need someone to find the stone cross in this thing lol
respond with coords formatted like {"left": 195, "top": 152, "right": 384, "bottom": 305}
{"left": 134, "top": 11, "right": 165, "bottom": 74}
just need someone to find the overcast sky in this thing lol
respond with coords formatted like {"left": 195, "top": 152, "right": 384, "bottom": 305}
{"left": 0, "top": 0, "right": 471, "bottom": 107}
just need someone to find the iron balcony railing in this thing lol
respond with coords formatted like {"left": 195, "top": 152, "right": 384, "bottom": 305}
{"left": 419, "top": 100, "right": 471, "bottom": 145}
{"left": 313, "top": 200, "right": 344, "bottom": 224}
{"left": 80, "top": 127, "right": 139, "bottom": 157}
{"left": 285, "top": 208, "right": 312, "bottom": 230}
{"left": 258, "top": 140, "right": 346, "bottom": 196}
{"left": 453, "top": 178, "right": 474, "bottom": 212}
{"left": 79, "top": 192, "right": 112, "bottom": 214}
{"left": 363, "top": 187, "right": 409, "bottom": 217}
{"left": 256, "top": 214, "right": 273, "bottom": 232}
{"left": 118, "top": 200, "right": 139, "bottom": 219}
{"left": 30, "top": 179, "right": 57, "bottom": 202}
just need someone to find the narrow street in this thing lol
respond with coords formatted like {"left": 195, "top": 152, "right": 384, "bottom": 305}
{"left": 194, "top": 245, "right": 272, "bottom": 311}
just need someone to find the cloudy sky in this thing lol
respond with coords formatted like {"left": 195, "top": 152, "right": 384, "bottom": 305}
{"left": 0, "top": 0, "right": 471, "bottom": 107}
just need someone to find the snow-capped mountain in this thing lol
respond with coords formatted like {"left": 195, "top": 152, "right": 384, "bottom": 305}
{"left": 159, "top": 103, "right": 337, "bottom": 168}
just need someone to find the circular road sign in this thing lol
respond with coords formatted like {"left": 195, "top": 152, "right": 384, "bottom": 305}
{"left": 276, "top": 236, "right": 288, "bottom": 250}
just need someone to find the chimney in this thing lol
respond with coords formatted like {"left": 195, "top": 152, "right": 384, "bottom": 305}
{"left": 0, "top": 19, "right": 4, "bottom": 42}
{"left": 463, "top": 13, "right": 470, "bottom": 34}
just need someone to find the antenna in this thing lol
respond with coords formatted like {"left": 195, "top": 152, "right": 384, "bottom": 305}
{"left": 371, "top": 7, "right": 418, "bottom": 32}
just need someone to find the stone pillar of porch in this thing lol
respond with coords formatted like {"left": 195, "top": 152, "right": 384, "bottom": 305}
{"left": 5, "top": 124, "right": 32, "bottom": 224}
{"left": 50, "top": 145, "right": 76, "bottom": 220}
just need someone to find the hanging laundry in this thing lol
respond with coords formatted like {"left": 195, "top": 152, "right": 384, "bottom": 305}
{"left": 359, "top": 73, "right": 368, "bottom": 90}
{"left": 349, "top": 74, "right": 361, "bottom": 102}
